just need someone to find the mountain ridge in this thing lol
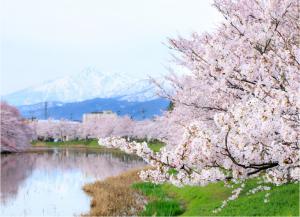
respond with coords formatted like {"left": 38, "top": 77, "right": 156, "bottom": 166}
{"left": 2, "top": 68, "right": 161, "bottom": 105}
{"left": 18, "top": 97, "right": 170, "bottom": 121}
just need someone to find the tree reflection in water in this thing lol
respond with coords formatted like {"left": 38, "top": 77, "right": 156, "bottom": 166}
{"left": 0, "top": 148, "right": 145, "bottom": 216}
{"left": 1, "top": 153, "right": 36, "bottom": 204}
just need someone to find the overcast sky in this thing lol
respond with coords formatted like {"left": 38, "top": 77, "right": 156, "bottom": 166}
{"left": 0, "top": 0, "right": 222, "bottom": 95}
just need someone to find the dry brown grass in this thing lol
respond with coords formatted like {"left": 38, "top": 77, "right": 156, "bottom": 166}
{"left": 82, "top": 168, "right": 147, "bottom": 216}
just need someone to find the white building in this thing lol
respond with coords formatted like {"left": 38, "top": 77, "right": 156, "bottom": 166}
{"left": 82, "top": 111, "right": 116, "bottom": 124}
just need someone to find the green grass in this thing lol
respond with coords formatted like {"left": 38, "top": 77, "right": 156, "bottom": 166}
{"left": 31, "top": 139, "right": 144, "bottom": 159}
{"left": 32, "top": 139, "right": 99, "bottom": 147}
{"left": 31, "top": 139, "right": 164, "bottom": 158}
{"left": 31, "top": 139, "right": 120, "bottom": 152}
{"left": 147, "top": 141, "right": 165, "bottom": 152}
{"left": 32, "top": 139, "right": 131, "bottom": 154}
{"left": 216, "top": 181, "right": 299, "bottom": 216}
{"left": 133, "top": 179, "right": 299, "bottom": 216}
{"left": 32, "top": 139, "right": 165, "bottom": 152}
{"left": 132, "top": 182, "right": 184, "bottom": 216}
{"left": 129, "top": 138, "right": 165, "bottom": 152}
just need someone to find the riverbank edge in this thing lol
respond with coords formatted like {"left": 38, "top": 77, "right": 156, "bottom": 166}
{"left": 30, "top": 140, "right": 299, "bottom": 216}
{"left": 29, "top": 140, "right": 126, "bottom": 154}
{"left": 82, "top": 168, "right": 148, "bottom": 216}
{"left": 29, "top": 145, "right": 122, "bottom": 153}
{"left": 30, "top": 139, "right": 164, "bottom": 155}
{"left": 82, "top": 169, "right": 299, "bottom": 217}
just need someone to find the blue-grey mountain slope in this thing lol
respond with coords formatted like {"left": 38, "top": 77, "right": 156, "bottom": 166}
{"left": 18, "top": 97, "right": 170, "bottom": 121}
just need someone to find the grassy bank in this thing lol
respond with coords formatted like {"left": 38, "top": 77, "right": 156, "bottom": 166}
{"left": 31, "top": 139, "right": 127, "bottom": 154}
{"left": 32, "top": 139, "right": 99, "bottom": 148}
{"left": 32, "top": 139, "right": 165, "bottom": 150}
{"left": 31, "top": 139, "right": 135, "bottom": 156}
{"left": 134, "top": 179, "right": 299, "bottom": 216}
{"left": 31, "top": 139, "right": 165, "bottom": 156}
{"left": 82, "top": 142, "right": 299, "bottom": 216}
{"left": 85, "top": 168, "right": 299, "bottom": 216}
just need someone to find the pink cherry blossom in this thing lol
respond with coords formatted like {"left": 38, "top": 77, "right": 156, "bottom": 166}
{"left": 1, "top": 102, "right": 33, "bottom": 152}
{"left": 100, "top": 0, "right": 300, "bottom": 190}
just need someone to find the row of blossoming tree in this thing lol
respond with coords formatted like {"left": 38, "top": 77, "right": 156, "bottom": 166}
{"left": 99, "top": 0, "right": 300, "bottom": 210}
{"left": 28, "top": 115, "right": 166, "bottom": 142}
{"left": 0, "top": 103, "right": 167, "bottom": 151}
{"left": 0, "top": 102, "right": 34, "bottom": 152}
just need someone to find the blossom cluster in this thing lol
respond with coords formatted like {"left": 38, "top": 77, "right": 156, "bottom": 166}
{"left": 246, "top": 185, "right": 271, "bottom": 195}
{"left": 213, "top": 183, "right": 245, "bottom": 213}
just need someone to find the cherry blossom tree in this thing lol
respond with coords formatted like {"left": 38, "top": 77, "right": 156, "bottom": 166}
{"left": 81, "top": 113, "right": 136, "bottom": 139}
{"left": 101, "top": 0, "right": 300, "bottom": 197}
{"left": 112, "top": 115, "right": 135, "bottom": 137}
{"left": 31, "top": 119, "right": 81, "bottom": 141}
{"left": 1, "top": 102, "right": 33, "bottom": 152}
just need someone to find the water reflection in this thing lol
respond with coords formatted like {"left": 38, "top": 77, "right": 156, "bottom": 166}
{"left": 0, "top": 148, "right": 145, "bottom": 216}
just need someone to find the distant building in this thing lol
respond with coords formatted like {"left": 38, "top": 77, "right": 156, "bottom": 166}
{"left": 82, "top": 111, "right": 116, "bottom": 123}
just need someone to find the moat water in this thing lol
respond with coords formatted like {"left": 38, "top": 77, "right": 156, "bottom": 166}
{"left": 0, "top": 148, "right": 145, "bottom": 216}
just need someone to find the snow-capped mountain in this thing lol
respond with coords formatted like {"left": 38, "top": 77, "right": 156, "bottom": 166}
{"left": 2, "top": 68, "right": 160, "bottom": 106}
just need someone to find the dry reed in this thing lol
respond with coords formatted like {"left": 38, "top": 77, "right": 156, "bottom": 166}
{"left": 82, "top": 168, "right": 147, "bottom": 216}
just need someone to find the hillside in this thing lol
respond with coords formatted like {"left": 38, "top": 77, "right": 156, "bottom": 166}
{"left": 18, "top": 97, "right": 170, "bottom": 121}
